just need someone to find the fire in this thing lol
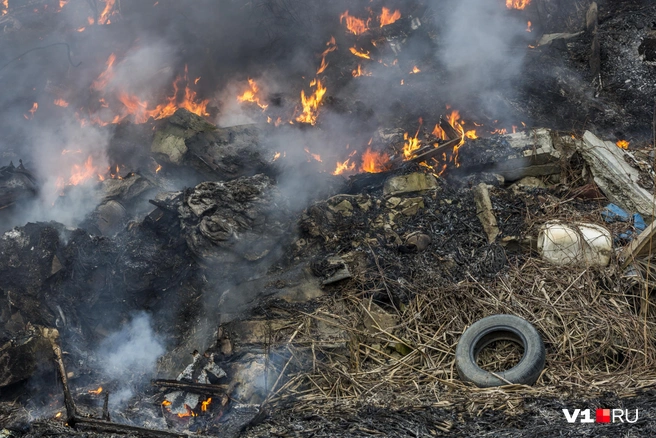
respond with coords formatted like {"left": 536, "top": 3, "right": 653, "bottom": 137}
{"left": 155, "top": 164, "right": 162, "bottom": 173}
{"left": 333, "top": 158, "right": 356, "bottom": 175}
{"left": 237, "top": 78, "right": 268, "bottom": 110}
{"left": 465, "top": 130, "right": 478, "bottom": 139}
{"left": 201, "top": 398, "right": 212, "bottom": 412}
{"left": 177, "top": 404, "right": 197, "bottom": 418}
{"left": 360, "top": 147, "right": 390, "bottom": 173}
{"left": 98, "top": 0, "right": 117, "bottom": 25}
{"left": 77, "top": 27, "right": 85, "bottom": 32}
{"left": 432, "top": 124, "right": 446, "bottom": 141}
{"left": 272, "top": 152, "right": 281, "bottom": 161}
{"left": 304, "top": 147, "right": 322, "bottom": 162}
{"left": 379, "top": 7, "right": 401, "bottom": 27}
{"left": 410, "top": 66, "right": 421, "bottom": 74}
{"left": 506, "top": 0, "right": 531, "bottom": 10}
{"left": 1, "top": 0, "right": 7, "bottom": 15}
{"left": 526, "top": 21, "right": 532, "bottom": 32}
{"left": 295, "top": 79, "right": 326, "bottom": 125}
{"left": 340, "top": 11, "right": 370, "bottom": 35}
{"left": 403, "top": 121, "right": 422, "bottom": 160}
{"left": 162, "top": 400, "right": 172, "bottom": 406}
{"left": 62, "top": 149, "right": 82, "bottom": 155}
{"left": 491, "top": 128, "right": 508, "bottom": 135}
{"left": 88, "top": 387, "right": 103, "bottom": 394}
{"left": 317, "top": 36, "right": 337, "bottom": 75}
{"left": 349, "top": 47, "right": 371, "bottom": 59}
{"left": 194, "top": 77, "right": 201, "bottom": 85}
{"left": 62, "top": 156, "right": 101, "bottom": 187}
{"left": 616, "top": 140, "right": 629, "bottom": 149}
{"left": 92, "top": 53, "right": 116, "bottom": 91}
{"left": 24, "top": 102, "right": 38, "bottom": 119}
{"left": 55, "top": 412, "right": 62, "bottom": 419}
{"left": 352, "top": 65, "right": 372, "bottom": 77}
{"left": 178, "top": 65, "right": 210, "bottom": 117}
{"left": 59, "top": 0, "right": 69, "bottom": 9}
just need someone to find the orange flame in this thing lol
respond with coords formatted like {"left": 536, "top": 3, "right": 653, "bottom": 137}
{"left": 304, "top": 147, "right": 322, "bottom": 162}
{"left": 317, "top": 36, "right": 337, "bottom": 75}
{"left": 65, "top": 156, "right": 100, "bottom": 186}
{"left": 237, "top": 78, "right": 268, "bottom": 110}
{"left": 352, "top": 65, "right": 372, "bottom": 77}
{"left": 295, "top": 79, "right": 326, "bottom": 125}
{"left": 88, "top": 387, "right": 103, "bottom": 395}
{"left": 59, "top": 0, "right": 69, "bottom": 9}
{"left": 201, "top": 398, "right": 212, "bottom": 412}
{"left": 24, "top": 102, "right": 38, "bottom": 119}
{"left": 55, "top": 412, "right": 62, "bottom": 419}
{"left": 155, "top": 164, "right": 162, "bottom": 173}
{"left": 432, "top": 124, "right": 446, "bottom": 141}
{"left": 98, "top": 0, "right": 117, "bottom": 25}
{"left": 340, "top": 11, "right": 370, "bottom": 35}
{"left": 360, "top": 148, "right": 390, "bottom": 173}
{"left": 506, "top": 0, "right": 530, "bottom": 10}
{"left": 349, "top": 47, "right": 371, "bottom": 59}
{"left": 465, "top": 130, "right": 478, "bottom": 139}
{"left": 410, "top": 66, "right": 421, "bottom": 74}
{"left": 333, "top": 158, "right": 356, "bottom": 175}
{"left": 616, "top": 140, "right": 629, "bottom": 149}
{"left": 403, "top": 120, "right": 423, "bottom": 159}
{"left": 379, "top": 7, "right": 401, "bottom": 27}
{"left": 526, "top": 21, "right": 532, "bottom": 32}
{"left": 92, "top": 53, "right": 116, "bottom": 91}
{"left": 162, "top": 400, "right": 172, "bottom": 406}
{"left": 1, "top": 0, "right": 7, "bottom": 15}
{"left": 177, "top": 404, "right": 197, "bottom": 418}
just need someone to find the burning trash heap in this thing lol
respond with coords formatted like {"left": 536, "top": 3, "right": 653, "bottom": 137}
{"left": 3, "top": 0, "right": 656, "bottom": 436}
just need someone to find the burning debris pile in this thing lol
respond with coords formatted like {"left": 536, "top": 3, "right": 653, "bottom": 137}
{"left": 3, "top": 0, "right": 656, "bottom": 436}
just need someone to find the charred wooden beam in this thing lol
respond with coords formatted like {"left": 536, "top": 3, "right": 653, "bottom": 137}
{"left": 152, "top": 379, "right": 230, "bottom": 396}
{"left": 45, "top": 328, "right": 78, "bottom": 422}
{"left": 408, "top": 137, "right": 461, "bottom": 165}
{"left": 439, "top": 118, "right": 461, "bottom": 141}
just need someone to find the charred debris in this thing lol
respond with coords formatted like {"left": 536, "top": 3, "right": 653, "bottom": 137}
{"left": 3, "top": 0, "right": 656, "bottom": 437}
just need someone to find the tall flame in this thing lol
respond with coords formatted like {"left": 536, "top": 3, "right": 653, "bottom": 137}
{"left": 379, "top": 7, "right": 401, "bottom": 27}
{"left": 295, "top": 79, "right": 326, "bottom": 125}
{"left": 317, "top": 37, "right": 337, "bottom": 75}
{"left": 340, "top": 11, "right": 370, "bottom": 35}
{"left": 98, "top": 0, "right": 117, "bottom": 24}
{"left": 23, "top": 102, "right": 38, "bottom": 120}
{"left": 360, "top": 147, "right": 390, "bottom": 173}
{"left": 92, "top": 53, "right": 116, "bottom": 90}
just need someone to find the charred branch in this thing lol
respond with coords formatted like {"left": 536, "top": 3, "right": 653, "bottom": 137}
{"left": 152, "top": 379, "right": 230, "bottom": 397}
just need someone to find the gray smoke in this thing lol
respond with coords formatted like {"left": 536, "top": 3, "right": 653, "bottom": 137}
{"left": 96, "top": 312, "right": 164, "bottom": 407}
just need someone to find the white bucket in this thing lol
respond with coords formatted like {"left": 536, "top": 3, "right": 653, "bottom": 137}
{"left": 537, "top": 221, "right": 612, "bottom": 267}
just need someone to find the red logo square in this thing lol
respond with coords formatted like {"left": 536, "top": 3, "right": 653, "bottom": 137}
{"left": 596, "top": 409, "right": 611, "bottom": 423}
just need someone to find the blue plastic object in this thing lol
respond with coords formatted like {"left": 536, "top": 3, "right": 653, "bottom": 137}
{"left": 602, "top": 203, "right": 630, "bottom": 222}
{"left": 633, "top": 213, "right": 646, "bottom": 232}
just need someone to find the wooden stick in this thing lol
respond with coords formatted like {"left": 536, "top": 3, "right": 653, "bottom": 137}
{"left": 102, "top": 391, "right": 110, "bottom": 421}
{"left": 152, "top": 379, "right": 229, "bottom": 396}
{"left": 46, "top": 328, "right": 78, "bottom": 422}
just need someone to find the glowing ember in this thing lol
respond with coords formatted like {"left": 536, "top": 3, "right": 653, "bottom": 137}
{"left": 55, "top": 412, "right": 62, "bottom": 419}
{"left": 88, "top": 387, "right": 103, "bottom": 395}
{"left": 295, "top": 79, "right": 326, "bottom": 125}
{"left": 506, "top": 0, "right": 531, "bottom": 10}
{"left": 616, "top": 140, "right": 629, "bottom": 149}
{"left": 162, "top": 400, "right": 172, "bottom": 406}
{"left": 349, "top": 47, "right": 371, "bottom": 59}
{"left": 526, "top": 21, "right": 532, "bottom": 32}
{"left": 340, "top": 11, "right": 370, "bottom": 35}
{"left": 24, "top": 102, "right": 38, "bottom": 119}
{"left": 272, "top": 152, "right": 281, "bottom": 161}
{"left": 304, "top": 147, "right": 322, "bottom": 162}
{"left": 360, "top": 147, "right": 390, "bottom": 173}
{"left": 98, "top": 0, "right": 117, "bottom": 25}
{"left": 410, "top": 66, "right": 421, "bottom": 74}
{"left": 317, "top": 36, "right": 337, "bottom": 75}
{"left": 59, "top": 0, "right": 69, "bottom": 9}
{"left": 1, "top": 0, "right": 7, "bottom": 15}
{"left": 379, "top": 7, "right": 401, "bottom": 27}
{"left": 333, "top": 157, "right": 356, "bottom": 175}
{"left": 155, "top": 164, "right": 162, "bottom": 173}
{"left": 352, "top": 65, "right": 372, "bottom": 77}
{"left": 92, "top": 53, "right": 116, "bottom": 91}
{"left": 177, "top": 404, "right": 197, "bottom": 418}
{"left": 237, "top": 78, "right": 268, "bottom": 110}
{"left": 201, "top": 398, "right": 212, "bottom": 412}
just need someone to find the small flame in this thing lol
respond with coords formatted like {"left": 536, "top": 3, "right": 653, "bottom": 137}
{"left": 317, "top": 36, "right": 337, "bottom": 75}
{"left": 92, "top": 53, "right": 116, "bottom": 90}
{"left": 506, "top": 0, "right": 531, "bottom": 10}
{"left": 403, "top": 120, "right": 423, "bottom": 160}
{"left": 24, "top": 102, "right": 38, "bottom": 119}
{"left": 360, "top": 147, "right": 390, "bottom": 173}
{"left": 340, "top": 11, "right": 370, "bottom": 35}
{"left": 616, "top": 140, "right": 629, "bottom": 149}
{"left": 201, "top": 398, "right": 212, "bottom": 412}
{"left": 162, "top": 400, "right": 172, "bottom": 406}
{"left": 88, "top": 387, "right": 103, "bottom": 395}
{"left": 55, "top": 412, "right": 62, "bottom": 419}
{"left": 58, "top": 0, "right": 69, "bottom": 10}
{"left": 98, "top": 0, "right": 117, "bottom": 25}
{"left": 379, "top": 7, "right": 401, "bottom": 27}
{"left": 177, "top": 404, "right": 197, "bottom": 418}
{"left": 465, "top": 130, "right": 478, "bottom": 139}
{"left": 526, "top": 21, "right": 532, "bottom": 32}
{"left": 410, "top": 66, "right": 421, "bottom": 74}
{"left": 155, "top": 164, "right": 162, "bottom": 173}
{"left": 491, "top": 128, "right": 508, "bottom": 135}
{"left": 333, "top": 157, "right": 356, "bottom": 175}
{"left": 352, "top": 65, "right": 372, "bottom": 77}
{"left": 304, "top": 147, "right": 322, "bottom": 162}
{"left": 237, "top": 78, "right": 268, "bottom": 110}
{"left": 295, "top": 79, "right": 326, "bottom": 125}
{"left": 272, "top": 152, "right": 281, "bottom": 161}
{"left": 349, "top": 47, "right": 371, "bottom": 59}
{"left": 1, "top": 0, "right": 7, "bottom": 15}
{"left": 77, "top": 26, "right": 86, "bottom": 32}
{"left": 194, "top": 77, "right": 201, "bottom": 85}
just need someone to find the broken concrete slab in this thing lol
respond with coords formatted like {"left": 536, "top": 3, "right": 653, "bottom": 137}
{"left": 579, "top": 131, "right": 656, "bottom": 217}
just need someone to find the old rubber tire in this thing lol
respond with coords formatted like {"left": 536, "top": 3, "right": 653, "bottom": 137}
{"left": 455, "top": 314, "right": 545, "bottom": 387}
